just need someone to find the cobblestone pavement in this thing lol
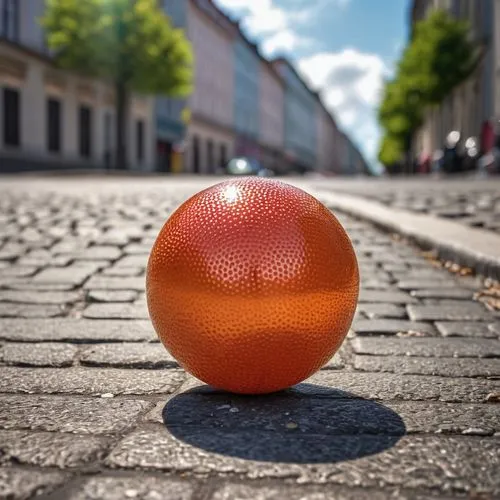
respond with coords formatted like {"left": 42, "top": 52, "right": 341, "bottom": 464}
{"left": 315, "top": 176, "right": 500, "bottom": 233}
{"left": 0, "top": 177, "right": 499, "bottom": 499}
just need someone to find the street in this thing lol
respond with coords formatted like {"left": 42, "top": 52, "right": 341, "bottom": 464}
{"left": 0, "top": 175, "right": 499, "bottom": 499}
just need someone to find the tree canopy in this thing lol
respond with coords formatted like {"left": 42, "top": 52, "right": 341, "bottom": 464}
{"left": 378, "top": 9, "right": 481, "bottom": 171}
{"left": 42, "top": 0, "right": 193, "bottom": 96}
{"left": 42, "top": 0, "right": 194, "bottom": 167}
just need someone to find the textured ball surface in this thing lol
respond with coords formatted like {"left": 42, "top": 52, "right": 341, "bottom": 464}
{"left": 147, "top": 178, "right": 359, "bottom": 394}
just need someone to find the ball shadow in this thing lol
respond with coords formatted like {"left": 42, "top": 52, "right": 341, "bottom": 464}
{"left": 163, "top": 383, "right": 406, "bottom": 464}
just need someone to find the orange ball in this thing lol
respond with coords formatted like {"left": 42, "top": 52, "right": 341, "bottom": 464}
{"left": 146, "top": 178, "right": 359, "bottom": 394}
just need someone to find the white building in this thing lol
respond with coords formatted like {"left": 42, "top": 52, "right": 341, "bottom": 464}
{"left": 0, "top": 0, "right": 156, "bottom": 172}
{"left": 184, "top": 0, "right": 237, "bottom": 174}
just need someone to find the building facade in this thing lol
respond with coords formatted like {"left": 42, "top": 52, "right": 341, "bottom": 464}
{"left": 411, "top": 0, "right": 498, "bottom": 164}
{"left": 316, "top": 102, "right": 342, "bottom": 174}
{"left": 156, "top": 0, "right": 189, "bottom": 173}
{"left": 259, "top": 60, "right": 284, "bottom": 172}
{"left": 233, "top": 35, "right": 260, "bottom": 160}
{"left": 1, "top": 0, "right": 366, "bottom": 175}
{"left": 183, "top": 0, "right": 236, "bottom": 174}
{"left": 0, "top": 0, "right": 156, "bottom": 172}
{"left": 273, "top": 59, "right": 317, "bottom": 172}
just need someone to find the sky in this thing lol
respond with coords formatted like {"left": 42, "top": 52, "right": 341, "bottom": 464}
{"left": 213, "top": 0, "right": 410, "bottom": 171}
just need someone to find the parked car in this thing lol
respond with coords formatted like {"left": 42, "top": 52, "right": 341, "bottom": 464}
{"left": 226, "top": 157, "right": 274, "bottom": 177}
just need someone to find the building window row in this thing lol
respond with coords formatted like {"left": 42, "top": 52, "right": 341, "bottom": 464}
{"left": 1, "top": 0, "right": 18, "bottom": 41}
{"left": 191, "top": 134, "right": 228, "bottom": 173}
{"left": 2, "top": 87, "right": 145, "bottom": 164}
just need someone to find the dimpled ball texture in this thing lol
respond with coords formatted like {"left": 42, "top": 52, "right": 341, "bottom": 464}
{"left": 146, "top": 178, "right": 359, "bottom": 394}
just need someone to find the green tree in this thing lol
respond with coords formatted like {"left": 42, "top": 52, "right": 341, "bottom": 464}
{"left": 400, "top": 10, "right": 481, "bottom": 105}
{"left": 42, "top": 0, "right": 193, "bottom": 169}
{"left": 378, "top": 133, "right": 405, "bottom": 172}
{"left": 377, "top": 9, "right": 481, "bottom": 170}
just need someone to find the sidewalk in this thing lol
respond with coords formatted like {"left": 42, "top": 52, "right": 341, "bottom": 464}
{"left": 0, "top": 176, "right": 499, "bottom": 499}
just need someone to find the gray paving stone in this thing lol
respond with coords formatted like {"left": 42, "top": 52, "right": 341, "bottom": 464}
{"left": 0, "top": 429, "right": 111, "bottom": 468}
{"left": 18, "top": 254, "right": 73, "bottom": 267}
{"left": 107, "top": 429, "right": 500, "bottom": 493}
{"left": 87, "top": 290, "right": 138, "bottom": 303}
{"left": 51, "top": 240, "right": 90, "bottom": 254}
{"left": 436, "top": 321, "right": 500, "bottom": 338}
{"left": 353, "top": 319, "right": 436, "bottom": 336}
{"left": 357, "top": 290, "right": 417, "bottom": 303}
{"left": 101, "top": 266, "right": 143, "bottom": 277}
{"left": 0, "top": 367, "right": 185, "bottom": 395}
{"left": 300, "top": 371, "right": 500, "bottom": 402}
{"left": 210, "top": 484, "right": 444, "bottom": 500}
{"left": 385, "top": 401, "right": 500, "bottom": 435}
{"left": 114, "top": 255, "right": 148, "bottom": 268}
{"left": 72, "top": 260, "right": 110, "bottom": 272}
{"left": 84, "top": 276, "right": 145, "bottom": 291}
{"left": 80, "top": 343, "right": 177, "bottom": 368}
{"left": 82, "top": 303, "right": 149, "bottom": 320}
{"left": 397, "top": 279, "right": 458, "bottom": 290}
{"left": 0, "top": 290, "right": 82, "bottom": 304}
{"left": 354, "top": 355, "right": 500, "bottom": 378}
{"left": 1, "top": 266, "right": 39, "bottom": 277}
{"left": 357, "top": 303, "right": 407, "bottom": 319}
{"left": 68, "top": 476, "right": 194, "bottom": 500}
{"left": 0, "top": 395, "right": 152, "bottom": 434}
{"left": 351, "top": 336, "right": 500, "bottom": 357}
{"left": 124, "top": 243, "right": 152, "bottom": 254}
{"left": 1, "top": 343, "right": 78, "bottom": 367}
{"left": 391, "top": 269, "right": 454, "bottom": 280}
{"left": 59, "top": 246, "right": 122, "bottom": 260}
{"left": 359, "top": 279, "right": 391, "bottom": 290}
{"left": 0, "top": 319, "right": 157, "bottom": 342}
{"left": 0, "top": 280, "right": 77, "bottom": 291}
{"left": 407, "top": 303, "right": 492, "bottom": 321}
{"left": 410, "top": 288, "right": 474, "bottom": 300}
{"left": 34, "top": 266, "right": 95, "bottom": 286}
{"left": 0, "top": 467, "right": 67, "bottom": 500}
{"left": 0, "top": 303, "right": 64, "bottom": 318}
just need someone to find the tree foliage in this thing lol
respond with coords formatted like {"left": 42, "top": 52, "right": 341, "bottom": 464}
{"left": 42, "top": 0, "right": 193, "bottom": 167}
{"left": 378, "top": 9, "right": 481, "bottom": 170}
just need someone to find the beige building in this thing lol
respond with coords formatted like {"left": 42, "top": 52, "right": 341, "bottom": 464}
{"left": 0, "top": 0, "right": 156, "bottom": 172}
{"left": 259, "top": 61, "right": 285, "bottom": 172}
{"left": 184, "top": 0, "right": 237, "bottom": 174}
{"left": 411, "top": 0, "right": 498, "bottom": 163}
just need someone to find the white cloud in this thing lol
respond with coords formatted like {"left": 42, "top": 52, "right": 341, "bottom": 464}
{"left": 298, "top": 49, "right": 390, "bottom": 164}
{"left": 214, "top": 0, "right": 325, "bottom": 56}
{"left": 261, "top": 29, "right": 311, "bottom": 55}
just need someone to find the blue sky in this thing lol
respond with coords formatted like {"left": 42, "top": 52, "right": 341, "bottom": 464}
{"left": 213, "top": 0, "right": 410, "bottom": 169}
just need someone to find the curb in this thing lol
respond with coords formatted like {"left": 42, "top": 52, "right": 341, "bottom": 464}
{"left": 316, "top": 190, "right": 500, "bottom": 281}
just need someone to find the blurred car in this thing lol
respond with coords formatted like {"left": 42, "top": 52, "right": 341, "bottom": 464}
{"left": 226, "top": 157, "right": 274, "bottom": 177}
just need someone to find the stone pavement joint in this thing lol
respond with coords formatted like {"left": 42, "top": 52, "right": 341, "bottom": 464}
{"left": 0, "top": 177, "right": 499, "bottom": 498}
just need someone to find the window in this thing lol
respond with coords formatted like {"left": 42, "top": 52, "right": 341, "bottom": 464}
{"left": 3, "top": 87, "right": 20, "bottom": 147}
{"left": 220, "top": 143, "right": 227, "bottom": 168}
{"left": 104, "top": 112, "right": 112, "bottom": 151}
{"left": 1, "top": 0, "right": 19, "bottom": 40}
{"left": 47, "top": 98, "right": 62, "bottom": 152}
{"left": 79, "top": 105, "right": 92, "bottom": 158}
{"left": 136, "top": 120, "right": 144, "bottom": 162}
{"left": 207, "top": 139, "right": 214, "bottom": 173}
{"left": 192, "top": 135, "right": 200, "bottom": 173}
